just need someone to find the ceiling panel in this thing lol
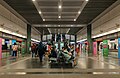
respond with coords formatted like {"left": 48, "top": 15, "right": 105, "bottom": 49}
{"left": 4, "top": 0, "right": 117, "bottom": 35}
{"left": 37, "top": 1, "right": 58, "bottom": 6}
{"left": 63, "top": 1, "right": 84, "bottom": 6}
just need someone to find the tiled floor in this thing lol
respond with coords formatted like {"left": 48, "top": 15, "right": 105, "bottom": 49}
{"left": 0, "top": 54, "right": 120, "bottom": 78}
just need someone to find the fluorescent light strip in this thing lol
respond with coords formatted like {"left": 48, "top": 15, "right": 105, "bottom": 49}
{"left": 0, "top": 28, "right": 26, "bottom": 38}
{"left": 77, "top": 38, "right": 87, "bottom": 43}
{"left": 31, "top": 38, "right": 40, "bottom": 42}
{"left": 0, "top": 27, "right": 40, "bottom": 42}
{"left": 92, "top": 28, "right": 120, "bottom": 38}
{"left": 66, "top": 28, "right": 70, "bottom": 34}
{"left": 78, "top": 28, "right": 120, "bottom": 42}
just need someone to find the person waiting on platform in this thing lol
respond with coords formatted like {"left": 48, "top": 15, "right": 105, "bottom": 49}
{"left": 58, "top": 47, "right": 72, "bottom": 62}
{"left": 37, "top": 42, "right": 45, "bottom": 62}
{"left": 49, "top": 46, "right": 57, "bottom": 58}
{"left": 12, "top": 43, "right": 18, "bottom": 58}
{"left": 31, "top": 43, "right": 36, "bottom": 58}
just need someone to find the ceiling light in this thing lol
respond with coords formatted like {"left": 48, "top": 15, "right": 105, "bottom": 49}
{"left": 59, "top": 5, "right": 62, "bottom": 9}
{"left": 32, "top": 0, "right": 35, "bottom": 1}
{"left": 39, "top": 11, "right": 41, "bottom": 14}
{"left": 43, "top": 19, "right": 45, "bottom": 21}
{"left": 58, "top": 16, "right": 61, "bottom": 18}
{"left": 86, "top": 0, "right": 89, "bottom": 1}
{"left": 78, "top": 11, "right": 81, "bottom": 14}
{"left": 74, "top": 19, "right": 76, "bottom": 21}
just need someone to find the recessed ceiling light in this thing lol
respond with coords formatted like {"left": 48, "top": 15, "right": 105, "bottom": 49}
{"left": 86, "top": 0, "right": 89, "bottom": 1}
{"left": 74, "top": 19, "right": 76, "bottom": 21}
{"left": 59, "top": 5, "right": 62, "bottom": 9}
{"left": 78, "top": 11, "right": 81, "bottom": 14}
{"left": 43, "top": 19, "right": 45, "bottom": 21}
{"left": 39, "top": 11, "right": 41, "bottom": 14}
{"left": 58, "top": 16, "right": 61, "bottom": 18}
{"left": 32, "top": 0, "right": 35, "bottom": 1}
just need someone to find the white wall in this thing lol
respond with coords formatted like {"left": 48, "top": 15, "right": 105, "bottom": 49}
{"left": 92, "top": 4, "right": 120, "bottom": 36}
{"left": 77, "top": 3, "right": 120, "bottom": 41}
{"left": 0, "top": 4, "right": 41, "bottom": 40}
{"left": 31, "top": 28, "right": 41, "bottom": 40}
{"left": 77, "top": 27, "right": 87, "bottom": 41}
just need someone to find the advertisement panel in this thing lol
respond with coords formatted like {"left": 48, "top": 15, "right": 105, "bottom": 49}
{"left": 93, "top": 42, "right": 97, "bottom": 56}
{"left": 103, "top": 40, "right": 109, "bottom": 56}
{"left": 0, "top": 38, "right": 2, "bottom": 59}
{"left": 118, "top": 38, "right": 120, "bottom": 58}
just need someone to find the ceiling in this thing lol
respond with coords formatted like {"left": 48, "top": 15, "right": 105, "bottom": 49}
{"left": 3, "top": 0, "right": 117, "bottom": 35}
{"left": 32, "top": 0, "right": 86, "bottom": 21}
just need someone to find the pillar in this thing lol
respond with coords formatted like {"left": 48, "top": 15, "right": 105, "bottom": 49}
{"left": 75, "top": 35, "right": 77, "bottom": 44}
{"left": 75, "top": 35, "right": 77, "bottom": 49}
{"left": 41, "top": 34, "right": 43, "bottom": 42}
{"left": 27, "top": 24, "right": 31, "bottom": 54}
{"left": 87, "top": 24, "right": 93, "bottom": 56}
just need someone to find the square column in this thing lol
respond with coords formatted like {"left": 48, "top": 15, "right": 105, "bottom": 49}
{"left": 87, "top": 24, "right": 93, "bottom": 56}
{"left": 27, "top": 24, "right": 31, "bottom": 54}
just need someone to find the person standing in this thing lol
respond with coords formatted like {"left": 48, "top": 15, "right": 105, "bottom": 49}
{"left": 31, "top": 43, "right": 36, "bottom": 58}
{"left": 12, "top": 43, "right": 18, "bottom": 57}
{"left": 37, "top": 42, "right": 45, "bottom": 62}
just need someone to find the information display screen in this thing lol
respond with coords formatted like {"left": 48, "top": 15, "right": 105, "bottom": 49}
{"left": 65, "top": 34, "right": 70, "bottom": 39}
{"left": 47, "top": 34, "right": 52, "bottom": 40}
{"left": 43, "top": 35, "right": 46, "bottom": 41}
{"left": 71, "top": 35, "right": 75, "bottom": 41}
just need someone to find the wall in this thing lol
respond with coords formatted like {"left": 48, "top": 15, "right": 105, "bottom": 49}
{"left": 77, "top": 3, "right": 120, "bottom": 41}
{"left": 77, "top": 27, "right": 87, "bottom": 41}
{"left": 0, "top": 4, "right": 41, "bottom": 40}
{"left": 92, "top": 4, "right": 120, "bottom": 36}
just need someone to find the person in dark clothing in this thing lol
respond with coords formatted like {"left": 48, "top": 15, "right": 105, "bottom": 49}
{"left": 37, "top": 42, "right": 45, "bottom": 62}
{"left": 49, "top": 47, "right": 57, "bottom": 58}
